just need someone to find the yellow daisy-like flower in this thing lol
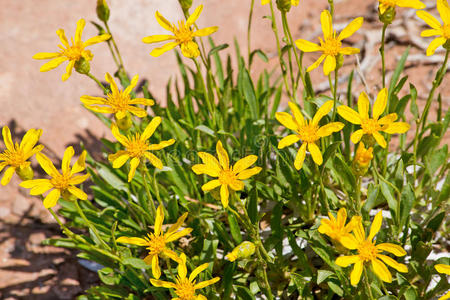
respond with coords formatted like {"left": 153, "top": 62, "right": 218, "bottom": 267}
{"left": 150, "top": 253, "right": 220, "bottom": 300}
{"left": 108, "top": 117, "right": 175, "bottom": 182}
{"left": 336, "top": 211, "right": 408, "bottom": 286}
{"left": 33, "top": 19, "right": 110, "bottom": 81}
{"left": 435, "top": 264, "right": 450, "bottom": 300}
{"left": 295, "top": 10, "right": 363, "bottom": 75}
{"left": 117, "top": 205, "right": 192, "bottom": 279}
{"left": 379, "top": 0, "right": 425, "bottom": 15}
{"left": 80, "top": 73, "right": 154, "bottom": 120}
{"left": 276, "top": 101, "right": 344, "bottom": 170}
{"left": 416, "top": 0, "right": 450, "bottom": 56}
{"left": 0, "top": 126, "right": 44, "bottom": 185}
{"left": 337, "top": 88, "right": 410, "bottom": 148}
{"left": 318, "top": 208, "right": 361, "bottom": 243}
{"left": 142, "top": 5, "right": 218, "bottom": 58}
{"left": 261, "top": 0, "right": 299, "bottom": 6}
{"left": 192, "top": 141, "right": 262, "bottom": 208}
{"left": 20, "top": 147, "right": 90, "bottom": 209}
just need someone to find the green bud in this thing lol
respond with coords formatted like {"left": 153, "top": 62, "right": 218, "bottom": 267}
{"left": 115, "top": 113, "right": 133, "bottom": 131}
{"left": 16, "top": 165, "right": 34, "bottom": 181}
{"left": 178, "top": 0, "right": 193, "bottom": 14}
{"left": 379, "top": 6, "right": 395, "bottom": 25}
{"left": 62, "top": 190, "right": 77, "bottom": 202}
{"left": 336, "top": 53, "right": 344, "bottom": 70}
{"left": 276, "top": 0, "right": 291, "bottom": 12}
{"left": 75, "top": 58, "right": 91, "bottom": 75}
{"left": 361, "top": 134, "right": 376, "bottom": 148}
{"left": 96, "top": 0, "right": 110, "bottom": 22}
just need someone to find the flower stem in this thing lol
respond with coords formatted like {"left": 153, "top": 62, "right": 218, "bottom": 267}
{"left": 363, "top": 267, "right": 375, "bottom": 300}
{"left": 103, "top": 21, "right": 126, "bottom": 73}
{"left": 331, "top": 68, "right": 338, "bottom": 122}
{"left": 380, "top": 23, "right": 388, "bottom": 89}
{"left": 140, "top": 163, "right": 157, "bottom": 220}
{"left": 74, "top": 199, "right": 110, "bottom": 250}
{"left": 247, "top": 0, "right": 255, "bottom": 68}
{"left": 328, "top": 0, "right": 335, "bottom": 18}
{"left": 193, "top": 58, "right": 217, "bottom": 129}
{"left": 86, "top": 73, "right": 109, "bottom": 95}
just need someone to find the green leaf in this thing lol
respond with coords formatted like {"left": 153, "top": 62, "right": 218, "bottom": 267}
{"left": 228, "top": 213, "right": 243, "bottom": 244}
{"left": 195, "top": 125, "right": 216, "bottom": 137}
{"left": 208, "top": 43, "right": 229, "bottom": 56}
{"left": 317, "top": 270, "right": 334, "bottom": 284}
{"left": 122, "top": 257, "right": 150, "bottom": 269}
{"left": 399, "top": 184, "right": 414, "bottom": 231}
{"left": 235, "top": 286, "right": 256, "bottom": 300}
{"left": 380, "top": 182, "right": 397, "bottom": 219}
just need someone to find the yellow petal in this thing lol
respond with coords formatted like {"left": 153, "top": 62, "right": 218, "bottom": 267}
{"left": 104, "top": 72, "right": 119, "bottom": 94}
{"left": 396, "top": 0, "right": 425, "bottom": 10}
{"left": 75, "top": 19, "right": 85, "bottom": 44}
{"left": 192, "top": 164, "right": 219, "bottom": 177}
{"left": 129, "top": 98, "right": 155, "bottom": 106}
{"left": 338, "top": 17, "right": 363, "bottom": 41}
{"left": 376, "top": 243, "right": 406, "bottom": 256}
{"left": 142, "top": 117, "right": 162, "bottom": 140}
{"left": 426, "top": 37, "right": 447, "bottom": 56}
{"left": 148, "top": 139, "right": 175, "bottom": 151}
{"left": 128, "top": 157, "right": 140, "bottom": 182}
{"left": 67, "top": 186, "right": 88, "bottom": 200}
{"left": 350, "top": 261, "right": 363, "bottom": 286}
{"left": 202, "top": 180, "right": 221, "bottom": 191}
{"left": 435, "top": 264, "right": 450, "bottom": 275}
{"left": 142, "top": 35, "right": 174, "bottom": 44}
{"left": 317, "top": 122, "right": 345, "bottom": 137}
{"left": 178, "top": 253, "right": 187, "bottom": 278}
{"left": 220, "top": 184, "right": 229, "bottom": 207}
{"left": 36, "top": 153, "right": 59, "bottom": 177}
{"left": 339, "top": 47, "right": 360, "bottom": 55}
{"left": 165, "top": 227, "right": 192, "bottom": 243}
{"left": 189, "top": 263, "right": 209, "bottom": 282}
{"left": 80, "top": 95, "right": 106, "bottom": 105}
{"left": 154, "top": 205, "right": 164, "bottom": 236}
{"left": 383, "top": 122, "right": 410, "bottom": 134}
{"left": 110, "top": 124, "right": 129, "bottom": 146}
{"left": 368, "top": 210, "right": 382, "bottom": 241}
{"left": 306, "top": 55, "right": 326, "bottom": 72}
{"left": 70, "top": 174, "right": 90, "bottom": 185}
{"left": 166, "top": 212, "right": 189, "bottom": 234}
{"left": 187, "top": 5, "right": 204, "bottom": 26}
{"left": 294, "top": 143, "right": 307, "bottom": 170}
{"left": 180, "top": 41, "right": 200, "bottom": 58}
{"left": 39, "top": 56, "right": 67, "bottom": 72}
{"left": 150, "top": 279, "right": 177, "bottom": 288}
{"left": 1, "top": 126, "right": 14, "bottom": 151}
{"left": 194, "top": 277, "right": 220, "bottom": 290}
{"left": 150, "top": 41, "right": 179, "bottom": 57}
{"left": 161, "top": 249, "right": 180, "bottom": 262}
{"left": 339, "top": 234, "right": 359, "bottom": 250}
{"left": 124, "top": 74, "right": 139, "bottom": 95}
{"left": 216, "top": 141, "right": 230, "bottom": 170}
{"left": 229, "top": 179, "right": 244, "bottom": 191}
{"left": 353, "top": 220, "right": 366, "bottom": 242}
{"left": 421, "top": 29, "right": 442, "bottom": 37}
{"left": 33, "top": 52, "right": 62, "bottom": 60}
{"left": 350, "top": 129, "right": 364, "bottom": 144}
{"left": 194, "top": 26, "right": 219, "bottom": 37}
{"left": 438, "top": 0, "right": 450, "bottom": 22}
{"left": 198, "top": 152, "right": 221, "bottom": 173}
{"left": 288, "top": 101, "right": 306, "bottom": 127}
{"left": 373, "top": 131, "right": 387, "bottom": 148}
{"left": 30, "top": 181, "right": 53, "bottom": 196}
{"left": 336, "top": 207, "right": 347, "bottom": 229}
{"left": 378, "top": 254, "right": 408, "bottom": 273}
{"left": 61, "top": 60, "right": 74, "bottom": 81}
{"left": 337, "top": 105, "right": 361, "bottom": 124}
{"left": 1, "top": 167, "right": 15, "bottom": 186}
{"left": 116, "top": 236, "right": 148, "bottom": 246}
{"left": 278, "top": 134, "right": 300, "bottom": 149}
{"left": 378, "top": 113, "right": 398, "bottom": 125}
{"left": 308, "top": 143, "right": 323, "bottom": 165}
{"left": 144, "top": 152, "right": 163, "bottom": 170}
{"left": 335, "top": 255, "right": 360, "bottom": 267}
{"left": 323, "top": 55, "right": 336, "bottom": 76}
{"left": 275, "top": 112, "right": 298, "bottom": 131}
{"left": 261, "top": 0, "right": 270, "bottom": 4}
{"left": 83, "top": 34, "right": 110, "bottom": 47}
{"left": 372, "top": 259, "right": 392, "bottom": 283}
{"left": 152, "top": 255, "right": 161, "bottom": 279}
{"left": 295, "top": 39, "right": 321, "bottom": 52}
{"left": 43, "top": 189, "right": 60, "bottom": 209}
{"left": 357, "top": 92, "right": 370, "bottom": 119}
{"left": 233, "top": 155, "right": 258, "bottom": 173}
{"left": 373, "top": 88, "right": 388, "bottom": 119}
{"left": 237, "top": 167, "right": 262, "bottom": 180}
{"left": 56, "top": 29, "right": 69, "bottom": 47}
{"left": 155, "top": 11, "right": 174, "bottom": 32}
{"left": 291, "top": 0, "right": 300, "bottom": 5}
{"left": 320, "top": 10, "right": 333, "bottom": 39}
{"left": 61, "top": 146, "right": 75, "bottom": 174}
{"left": 312, "top": 100, "right": 333, "bottom": 125}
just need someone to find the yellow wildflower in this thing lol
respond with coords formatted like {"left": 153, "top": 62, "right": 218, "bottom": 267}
{"left": 142, "top": 5, "right": 218, "bottom": 58}
{"left": 336, "top": 211, "right": 408, "bottom": 286}
{"left": 33, "top": 19, "right": 110, "bottom": 81}
{"left": 117, "top": 205, "right": 192, "bottom": 279}
{"left": 276, "top": 101, "right": 344, "bottom": 170}
{"left": 416, "top": 0, "right": 450, "bottom": 56}
{"left": 295, "top": 10, "right": 363, "bottom": 75}
{"left": 379, "top": 0, "right": 425, "bottom": 15}
{"left": 354, "top": 142, "right": 373, "bottom": 168}
{"left": 337, "top": 88, "right": 410, "bottom": 148}
{"left": 435, "top": 264, "right": 450, "bottom": 300}
{"left": 318, "top": 208, "right": 361, "bottom": 243}
{"left": 0, "top": 126, "right": 43, "bottom": 185}
{"left": 20, "top": 147, "right": 90, "bottom": 209}
{"left": 80, "top": 73, "right": 154, "bottom": 120}
{"left": 150, "top": 253, "right": 220, "bottom": 300}
{"left": 261, "top": 0, "right": 299, "bottom": 6}
{"left": 225, "top": 241, "right": 256, "bottom": 262}
{"left": 108, "top": 117, "right": 175, "bottom": 182}
{"left": 192, "top": 141, "right": 262, "bottom": 208}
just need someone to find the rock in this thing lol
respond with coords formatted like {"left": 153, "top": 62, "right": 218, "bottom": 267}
{"left": 12, "top": 194, "right": 30, "bottom": 216}
{"left": 0, "top": 205, "right": 11, "bottom": 218}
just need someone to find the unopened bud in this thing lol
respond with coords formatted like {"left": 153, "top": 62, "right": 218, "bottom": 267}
{"left": 379, "top": 6, "right": 395, "bottom": 25}
{"left": 361, "top": 134, "right": 376, "bottom": 148}
{"left": 75, "top": 58, "right": 91, "bottom": 75}
{"left": 336, "top": 53, "right": 344, "bottom": 70}
{"left": 276, "top": 0, "right": 291, "bottom": 12}
{"left": 96, "top": 0, "right": 110, "bottom": 22}
{"left": 16, "top": 165, "right": 34, "bottom": 181}
{"left": 225, "top": 241, "right": 256, "bottom": 262}
{"left": 352, "top": 142, "right": 373, "bottom": 176}
{"left": 178, "top": 0, "right": 193, "bottom": 14}
{"left": 115, "top": 113, "right": 132, "bottom": 131}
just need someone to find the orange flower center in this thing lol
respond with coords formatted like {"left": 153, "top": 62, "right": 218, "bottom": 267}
{"left": 174, "top": 21, "right": 194, "bottom": 44}
{"left": 219, "top": 169, "right": 237, "bottom": 185}
{"left": 1, "top": 145, "right": 27, "bottom": 168}
{"left": 361, "top": 118, "right": 381, "bottom": 135}
{"left": 126, "top": 135, "right": 149, "bottom": 158}
{"left": 443, "top": 24, "right": 450, "bottom": 39}
{"left": 357, "top": 240, "right": 379, "bottom": 262}
{"left": 50, "top": 172, "right": 71, "bottom": 190}
{"left": 320, "top": 36, "right": 342, "bottom": 56}
{"left": 298, "top": 122, "right": 319, "bottom": 144}
{"left": 61, "top": 43, "right": 84, "bottom": 61}
{"left": 107, "top": 91, "right": 132, "bottom": 112}
{"left": 174, "top": 277, "right": 196, "bottom": 300}
{"left": 146, "top": 234, "right": 166, "bottom": 255}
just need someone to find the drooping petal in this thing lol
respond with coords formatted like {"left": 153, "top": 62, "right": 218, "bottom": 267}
{"left": 144, "top": 152, "right": 163, "bottom": 170}
{"left": 294, "top": 143, "right": 307, "bottom": 170}
{"left": 142, "top": 117, "right": 162, "bottom": 140}
{"left": 426, "top": 37, "right": 447, "bottom": 56}
{"left": 142, "top": 35, "right": 174, "bottom": 44}
{"left": 378, "top": 254, "right": 408, "bottom": 273}
{"left": 288, "top": 101, "right": 306, "bottom": 127}
{"left": 373, "top": 88, "right": 388, "bottom": 119}
{"left": 308, "top": 143, "right": 323, "bottom": 165}
{"left": 43, "top": 189, "right": 61, "bottom": 209}
{"left": 194, "top": 277, "right": 221, "bottom": 290}
{"left": 317, "top": 122, "right": 345, "bottom": 137}
{"left": 128, "top": 157, "right": 140, "bottom": 182}
{"left": 372, "top": 259, "right": 392, "bottom": 283}
{"left": 357, "top": 92, "right": 370, "bottom": 119}
{"left": 350, "top": 261, "right": 363, "bottom": 286}
{"left": 376, "top": 243, "right": 407, "bottom": 256}
{"left": 378, "top": 113, "right": 398, "bottom": 125}
{"left": 437, "top": 0, "right": 450, "bottom": 22}
{"left": 61, "top": 146, "right": 75, "bottom": 174}
{"left": 233, "top": 155, "right": 258, "bottom": 173}
{"left": 368, "top": 210, "right": 382, "bottom": 241}
{"left": 216, "top": 141, "right": 230, "bottom": 170}
{"left": 306, "top": 55, "right": 326, "bottom": 72}
{"left": 237, "top": 167, "right": 262, "bottom": 180}
{"left": 67, "top": 186, "right": 88, "bottom": 200}
{"left": 194, "top": 26, "right": 219, "bottom": 37}
{"left": 350, "top": 129, "right": 364, "bottom": 144}
{"left": 83, "top": 34, "right": 111, "bottom": 47}
{"left": 383, "top": 122, "right": 410, "bottom": 134}
{"left": 275, "top": 112, "right": 298, "bottom": 131}
{"left": 1, "top": 167, "right": 15, "bottom": 186}
{"left": 320, "top": 10, "right": 333, "bottom": 39}
{"left": 312, "top": 100, "right": 334, "bottom": 125}
{"left": 335, "top": 255, "right": 360, "bottom": 267}
{"left": 220, "top": 184, "right": 229, "bottom": 208}
{"left": 150, "top": 41, "right": 179, "bottom": 57}
{"left": 39, "top": 56, "right": 67, "bottom": 72}
{"left": 189, "top": 263, "right": 209, "bottom": 282}
{"left": 150, "top": 279, "right": 177, "bottom": 288}
{"left": 186, "top": 5, "right": 203, "bottom": 27}
{"left": 373, "top": 131, "right": 387, "bottom": 148}
{"left": 36, "top": 153, "right": 60, "bottom": 177}
{"left": 278, "top": 134, "right": 300, "bottom": 149}
{"left": 295, "top": 39, "right": 321, "bottom": 52}
{"left": 338, "top": 17, "right": 363, "bottom": 41}
{"left": 201, "top": 180, "right": 221, "bottom": 191}
{"left": 180, "top": 41, "right": 201, "bottom": 58}
{"left": 116, "top": 236, "right": 148, "bottom": 246}
{"left": 323, "top": 55, "right": 336, "bottom": 76}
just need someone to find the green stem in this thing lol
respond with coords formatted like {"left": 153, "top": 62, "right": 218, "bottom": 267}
{"left": 328, "top": 0, "right": 335, "bottom": 18}
{"left": 380, "top": 23, "right": 388, "bottom": 88}
{"left": 255, "top": 248, "right": 274, "bottom": 300}
{"left": 140, "top": 163, "right": 157, "bottom": 219}
{"left": 193, "top": 58, "right": 217, "bottom": 129}
{"left": 74, "top": 199, "right": 110, "bottom": 250}
{"left": 363, "top": 267, "right": 375, "bottom": 300}
{"left": 248, "top": 0, "right": 255, "bottom": 68}
{"left": 315, "top": 164, "right": 329, "bottom": 212}
{"left": 103, "top": 22, "right": 125, "bottom": 72}
{"left": 86, "top": 73, "right": 109, "bottom": 95}
{"left": 355, "top": 176, "right": 362, "bottom": 214}
{"left": 331, "top": 68, "right": 338, "bottom": 122}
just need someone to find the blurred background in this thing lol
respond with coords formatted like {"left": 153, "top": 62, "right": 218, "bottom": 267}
{"left": 0, "top": 0, "right": 448, "bottom": 298}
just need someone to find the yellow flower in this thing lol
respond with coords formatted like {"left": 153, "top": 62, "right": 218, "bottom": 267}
{"left": 276, "top": 101, "right": 344, "bottom": 170}
{"left": 20, "top": 147, "right": 90, "bottom": 209}
{"left": 0, "top": 126, "right": 44, "bottom": 185}
{"left": 225, "top": 241, "right": 256, "bottom": 262}
{"left": 108, "top": 117, "right": 175, "bottom": 182}
{"left": 117, "top": 205, "right": 192, "bottom": 279}
{"left": 295, "top": 10, "right": 363, "bottom": 75}
{"left": 33, "top": 19, "right": 111, "bottom": 81}
{"left": 335, "top": 211, "right": 408, "bottom": 286}
{"left": 337, "top": 88, "right": 410, "bottom": 148}
{"left": 379, "top": 0, "right": 425, "bottom": 15}
{"left": 142, "top": 5, "right": 218, "bottom": 58}
{"left": 80, "top": 73, "right": 154, "bottom": 120}
{"left": 150, "top": 253, "right": 220, "bottom": 300}
{"left": 318, "top": 208, "right": 361, "bottom": 243}
{"left": 416, "top": 0, "right": 450, "bottom": 56}
{"left": 192, "top": 141, "right": 262, "bottom": 208}
{"left": 354, "top": 142, "right": 373, "bottom": 168}
{"left": 435, "top": 264, "right": 450, "bottom": 300}
{"left": 261, "top": 0, "right": 299, "bottom": 6}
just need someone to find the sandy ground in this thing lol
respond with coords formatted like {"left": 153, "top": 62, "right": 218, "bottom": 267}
{"left": 0, "top": 0, "right": 449, "bottom": 298}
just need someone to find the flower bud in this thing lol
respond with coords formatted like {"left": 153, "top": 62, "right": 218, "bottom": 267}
{"left": 352, "top": 142, "right": 373, "bottom": 176}
{"left": 178, "top": 0, "right": 193, "bottom": 14}
{"left": 96, "top": 0, "right": 110, "bottom": 22}
{"left": 16, "top": 165, "right": 34, "bottom": 181}
{"left": 336, "top": 53, "right": 344, "bottom": 70}
{"left": 361, "top": 134, "right": 376, "bottom": 148}
{"left": 276, "top": 0, "right": 291, "bottom": 12}
{"left": 378, "top": 6, "right": 395, "bottom": 25}
{"left": 225, "top": 241, "right": 256, "bottom": 262}
{"left": 62, "top": 189, "right": 77, "bottom": 202}
{"left": 75, "top": 58, "right": 91, "bottom": 75}
{"left": 115, "top": 113, "right": 133, "bottom": 131}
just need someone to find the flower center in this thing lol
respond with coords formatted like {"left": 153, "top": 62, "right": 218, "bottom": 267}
{"left": 357, "top": 240, "right": 379, "bottom": 262}
{"left": 50, "top": 172, "right": 71, "bottom": 190}
{"left": 380, "top": 0, "right": 397, "bottom": 8}
{"left": 361, "top": 118, "right": 381, "bottom": 135}
{"left": 443, "top": 24, "right": 450, "bottom": 39}
{"left": 2, "top": 144, "right": 26, "bottom": 167}
{"left": 320, "top": 36, "right": 342, "bottom": 56}
{"left": 147, "top": 234, "right": 166, "bottom": 255}
{"left": 62, "top": 44, "right": 84, "bottom": 61}
{"left": 126, "top": 135, "right": 149, "bottom": 158}
{"left": 297, "top": 122, "right": 319, "bottom": 144}
{"left": 219, "top": 169, "right": 237, "bottom": 185}
{"left": 174, "top": 21, "right": 194, "bottom": 44}
{"left": 107, "top": 91, "right": 131, "bottom": 112}
{"left": 174, "top": 277, "right": 196, "bottom": 300}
